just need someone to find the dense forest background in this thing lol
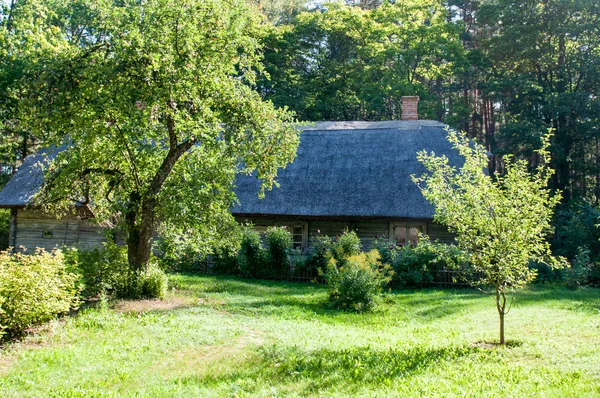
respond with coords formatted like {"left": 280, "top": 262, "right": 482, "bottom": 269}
{"left": 1, "top": 0, "right": 599, "bottom": 263}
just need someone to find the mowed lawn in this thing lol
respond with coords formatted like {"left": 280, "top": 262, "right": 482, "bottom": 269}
{"left": 0, "top": 275, "right": 599, "bottom": 397}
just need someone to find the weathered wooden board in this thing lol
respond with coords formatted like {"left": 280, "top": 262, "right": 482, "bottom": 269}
{"left": 13, "top": 209, "right": 106, "bottom": 252}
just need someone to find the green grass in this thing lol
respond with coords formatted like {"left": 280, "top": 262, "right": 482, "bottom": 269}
{"left": 1, "top": 274, "right": 599, "bottom": 397}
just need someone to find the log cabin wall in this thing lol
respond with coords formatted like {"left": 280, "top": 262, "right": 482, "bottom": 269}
{"left": 234, "top": 215, "right": 454, "bottom": 252}
{"left": 12, "top": 209, "right": 107, "bottom": 252}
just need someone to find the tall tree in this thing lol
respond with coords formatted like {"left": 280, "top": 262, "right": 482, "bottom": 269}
{"left": 478, "top": 0, "right": 600, "bottom": 203}
{"left": 0, "top": 0, "right": 47, "bottom": 187}
{"left": 11, "top": 0, "right": 299, "bottom": 281}
{"left": 251, "top": 0, "right": 307, "bottom": 24}
{"left": 259, "top": 1, "right": 465, "bottom": 121}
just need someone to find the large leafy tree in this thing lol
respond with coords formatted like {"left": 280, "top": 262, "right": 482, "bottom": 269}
{"left": 9, "top": 0, "right": 299, "bottom": 275}
{"left": 414, "top": 130, "right": 565, "bottom": 344}
{"left": 0, "top": 0, "right": 48, "bottom": 187}
{"left": 259, "top": 1, "right": 465, "bottom": 121}
{"left": 477, "top": 0, "right": 600, "bottom": 203}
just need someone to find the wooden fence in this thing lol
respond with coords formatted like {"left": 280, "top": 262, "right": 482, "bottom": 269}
{"left": 189, "top": 258, "right": 476, "bottom": 287}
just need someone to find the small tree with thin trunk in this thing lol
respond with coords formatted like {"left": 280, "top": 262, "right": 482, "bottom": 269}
{"left": 413, "top": 130, "right": 566, "bottom": 345}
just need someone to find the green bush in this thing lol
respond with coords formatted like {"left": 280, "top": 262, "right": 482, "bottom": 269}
{"left": 0, "top": 209, "right": 9, "bottom": 251}
{"left": 266, "top": 226, "right": 293, "bottom": 276}
{"left": 238, "top": 228, "right": 267, "bottom": 277}
{"left": 0, "top": 249, "right": 82, "bottom": 335}
{"left": 158, "top": 246, "right": 206, "bottom": 273}
{"left": 553, "top": 203, "right": 600, "bottom": 264}
{"left": 303, "top": 234, "right": 333, "bottom": 277}
{"left": 565, "top": 247, "right": 593, "bottom": 289}
{"left": 70, "top": 243, "right": 169, "bottom": 299}
{"left": 138, "top": 263, "right": 168, "bottom": 299}
{"left": 332, "top": 229, "right": 362, "bottom": 262}
{"left": 323, "top": 250, "right": 393, "bottom": 312}
{"left": 212, "top": 245, "right": 239, "bottom": 275}
{"left": 69, "top": 242, "right": 133, "bottom": 298}
{"left": 373, "top": 238, "right": 466, "bottom": 287}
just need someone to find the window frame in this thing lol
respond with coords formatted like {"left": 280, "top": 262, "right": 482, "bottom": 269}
{"left": 389, "top": 222, "right": 426, "bottom": 247}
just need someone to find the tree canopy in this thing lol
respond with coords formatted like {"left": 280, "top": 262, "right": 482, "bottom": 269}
{"left": 3, "top": 0, "right": 299, "bottom": 276}
{"left": 2, "top": 0, "right": 600, "bottom": 268}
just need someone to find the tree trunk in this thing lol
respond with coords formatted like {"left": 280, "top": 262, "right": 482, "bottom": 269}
{"left": 124, "top": 191, "right": 148, "bottom": 273}
{"left": 124, "top": 130, "right": 197, "bottom": 275}
{"left": 499, "top": 307, "right": 505, "bottom": 345}
{"left": 495, "top": 287, "right": 506, "bottom": 345}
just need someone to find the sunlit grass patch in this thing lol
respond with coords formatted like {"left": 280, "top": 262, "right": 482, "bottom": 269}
{"left": 0, "top": 274, "right": 598, "bottom": 397}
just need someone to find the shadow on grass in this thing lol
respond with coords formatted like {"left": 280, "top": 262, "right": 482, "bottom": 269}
{"left": 179, "top": 344, "right": 480, "bottom": 393}
{"left": 170, "top": 274, "right": 600, "bottom": 321}
{"left": 511, "top": 286, "right": 600, "bottom": 312}
{"left": 393, "top": 288, "right": 485, "bottom": 319}
{"left": 172, "top": 273, "right": 320, "bottom": 298}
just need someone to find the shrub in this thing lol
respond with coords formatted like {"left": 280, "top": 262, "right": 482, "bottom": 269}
{"left": 553, "top": 203, "right": 600, "bottom": 264}
{"left": 565, "top": 246, "right": 592, "bottom": 289}
{"left": 138, "top": 263, "right": 168, "bottom": 299}
{"left": 266, "top": 226, "right": 293, "bottom": 276}
{"left": 158, "top": 245, "right": 207, "bottom": 273}
{"left": 373, "top": 238, "right": 466, "bottom": 287}
{"left": 69, "top": 242, "right": 133, "bottom": 298}
{"left": 238, "top": 228, "right": 267, "bottom": 277}
{"left": 323, "top": 250, "right": 393, "bottom": 312}
{"left": 303, "top": 234, "right": 333, "bottom": 277}
{"left": 0, "top": 209, "right": 9, "bottom": 251}
{"left": 0, "top": 249, "right": 82, "bottom": 335}
{"left": 212, "top": 245, "right": 239, "bottom": 275}
{"left": 332, "top": 229, "right": 362, "bottom": 262}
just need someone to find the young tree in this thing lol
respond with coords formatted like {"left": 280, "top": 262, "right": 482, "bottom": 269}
{"left": 11, "top": 0, "right": 299, "bottom": 286}
{"left": 413, "top": 130, "right": 566, "bottom": 344}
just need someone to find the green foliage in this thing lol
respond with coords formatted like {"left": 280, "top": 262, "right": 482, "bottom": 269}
{"left": 414, "top": 130, "right": 566, "bottom": 344}
{"left": 138, "top": 264, "right": 168, "bottom": 299}
{"left": 67, "top": 242, "right": 133, "bottom": 298}
{"left": 260, "top": 1, "right": 465, "bottom": 121}
{"left": 5, "top": 0, "right": 300, "bottom": 283}
{"left": 265, "top": 226, "right": 293, "bottom": 276}
{"left": 323, "top": 250, "right": 393, "bottom": 312}
{"left": 332, "top": 229, "right": 362, "bottom": 262}
{"left": 553, "top": 202, "right": 600, "bottom": 264}
{"left": 477, "top": 0, "right": 600, "bottom": 202}
{"left": 252, "top": 0, "right": 307, "bottom": 24}
{"left": 238, "top": 228, "right": 268, "bottom": 278}
{"left": 0, "top": 209, "right": 9, "bottom": 250}
{"left": 158, "top": 244, "right": 208, "bottom": 274}
{"left": 373, "top": 238, "right": 466, "bottom": 287}
{"left": 302, "top": 234, "right": 334, "bottom": 277}
{"left": 0, "top": 249, "right": 82, "bottom": 335}
{"left": 212, "top": 245, "right": 240, "bottom": 275}
{"left": 565, "top": 247, "right": 594, "bottom": 289}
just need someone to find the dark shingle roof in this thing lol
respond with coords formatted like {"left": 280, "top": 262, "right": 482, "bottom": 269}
{"left": 0, "top": 147, "right": 58, "bottom": 208}
{"left": 232, "top": 120, "right": 462, "bottom": 219}
{"left": 0, "top": 121, "right": 463, "bottom": 219}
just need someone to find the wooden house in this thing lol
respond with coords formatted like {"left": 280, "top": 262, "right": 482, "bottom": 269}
{"left": 0, "top": 97, "right": 462, "bottom": 252}
{"left": 232, "top": 119, "right": 460, "bottom": 251}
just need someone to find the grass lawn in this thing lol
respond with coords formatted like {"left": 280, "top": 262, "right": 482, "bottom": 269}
{"left": 0, "top": 274, "right": 599, "bottom": 397}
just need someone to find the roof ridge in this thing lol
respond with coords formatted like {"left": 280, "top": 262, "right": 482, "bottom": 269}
{"left": 300, "top": 120, "right": 446, "bottom": 131}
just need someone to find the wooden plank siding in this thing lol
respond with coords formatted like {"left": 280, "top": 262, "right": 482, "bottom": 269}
{"left": 426, "top": 222, "right": 455, "bottom": 243}
{"left": 11, "top": 211, "right": 456, "bottom": 253}
{"left": 13, "top": 209, "right": 106, "bottom": 252}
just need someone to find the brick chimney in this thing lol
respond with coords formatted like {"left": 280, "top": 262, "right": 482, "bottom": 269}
{"left": 401, "top": 96, "right": 419, "bottom": 120}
